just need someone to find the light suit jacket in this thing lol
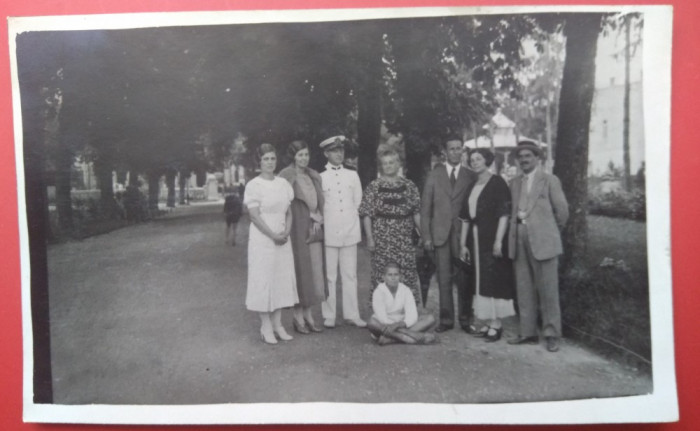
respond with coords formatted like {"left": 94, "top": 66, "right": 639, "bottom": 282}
{"left": 320, "top": 164, "right": 362, "bottom": 247}
{"left": 508, "top": 169, "right": 569, "bottom": 261}
{"left": 420, "top": 163, "right": 476, "bottom": 249}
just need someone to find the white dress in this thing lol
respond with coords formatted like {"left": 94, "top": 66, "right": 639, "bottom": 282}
{"left": 244, "top": 176, "right": 299, "bottom": 312}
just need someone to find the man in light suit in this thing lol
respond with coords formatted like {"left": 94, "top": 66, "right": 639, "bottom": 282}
{"left": 507, "top": 141, "right": 569, "bottom": 352}
{"left": 319, "top": 136, "right": 366, "bottom": 328}
{"left": 421, "top": 136, "right": 477, "bottom": 332}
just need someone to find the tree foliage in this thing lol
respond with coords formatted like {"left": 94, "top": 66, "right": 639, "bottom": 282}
{"left": 16, "top": 12, "right": 611, "bottom": 244}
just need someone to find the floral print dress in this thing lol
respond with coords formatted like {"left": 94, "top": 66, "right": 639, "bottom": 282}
{"left": 359, "top": 176, "right": 421, "bottom": 306}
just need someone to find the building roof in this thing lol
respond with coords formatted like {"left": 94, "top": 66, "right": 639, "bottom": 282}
{"left": 465, "top": 109, "right": 546, "bottom": 149}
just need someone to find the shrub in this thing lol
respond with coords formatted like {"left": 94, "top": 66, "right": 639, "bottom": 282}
{"left": 588, "top": 188, "right": 646, "bottom": 221}
{"left": 561, "top": 262, "right": 651, "bottom": 371}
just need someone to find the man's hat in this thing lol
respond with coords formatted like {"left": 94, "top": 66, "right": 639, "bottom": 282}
{"left": 320, "top": 135, "right": 346, "bottom": 151}
{"left": 514, "top": 140, "right": 542, "bottom": 157}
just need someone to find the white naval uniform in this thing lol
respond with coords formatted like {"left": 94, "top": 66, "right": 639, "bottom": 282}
{"left": 320, "top": 163, "right": 363, "bottom": 322}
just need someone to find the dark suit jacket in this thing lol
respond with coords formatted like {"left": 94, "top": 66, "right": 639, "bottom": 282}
{"left": 508, "top": 169, "right": 569, "bottom": 261}
{"left": 420, "top": 163, "right": 476, "bottom": 249}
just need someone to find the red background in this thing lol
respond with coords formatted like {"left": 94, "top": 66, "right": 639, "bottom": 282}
{"left": 0, "top": 0, "right": 695, "bottom": 430}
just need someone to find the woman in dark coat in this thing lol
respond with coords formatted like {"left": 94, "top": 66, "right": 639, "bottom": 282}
{"left": 458, "top": 148, "right": 515, "bottom": 342}
{"left": 278, "top": 140, "right": 326, "bottom": 334}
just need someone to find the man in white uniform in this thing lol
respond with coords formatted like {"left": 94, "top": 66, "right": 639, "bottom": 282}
{"left": 319, "top": 136, "right": 366, "bottom": 328}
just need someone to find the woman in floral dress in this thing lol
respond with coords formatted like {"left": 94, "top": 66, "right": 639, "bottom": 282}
{"left": 359, "top": 149, "right": 422, "bottom": 306}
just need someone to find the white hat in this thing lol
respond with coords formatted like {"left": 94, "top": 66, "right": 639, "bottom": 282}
{"left": 320, "top": 135, "right": 346, "bottom": 150}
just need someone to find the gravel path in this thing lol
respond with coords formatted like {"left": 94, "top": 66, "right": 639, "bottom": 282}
{"left": 47, "top": 202, "right": 652, "bottom": 405}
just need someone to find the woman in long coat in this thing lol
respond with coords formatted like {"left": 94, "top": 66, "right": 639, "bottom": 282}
{"left": 458, "top": 148, "right": 515, "bottom": 342}
{"left": 279, "top": 140, "right": 326, "bottom": 334}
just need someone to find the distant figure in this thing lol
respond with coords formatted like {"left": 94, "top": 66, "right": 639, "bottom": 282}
{"left": 367, "top": 262, "right": 437, "bottom": 346}
{"left": 224, "top": 191, "right": 243, "bottom": 246}
{"left": 124, "top": 182, "right": 146, "bottom": 223}
{"left": 635, "top": 162, "right": 646, "bottom": 190}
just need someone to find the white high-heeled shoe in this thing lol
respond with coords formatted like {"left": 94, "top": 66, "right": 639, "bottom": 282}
{"left": 260, "top": 328, "right": 278, "bottom": 345}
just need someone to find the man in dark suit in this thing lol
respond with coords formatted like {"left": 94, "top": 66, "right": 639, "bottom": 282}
{"left": 421, "top": 136, "right": 477, "bottom": 332}
{"left": 507, "top": 141, "right": 569, "bottom": 352}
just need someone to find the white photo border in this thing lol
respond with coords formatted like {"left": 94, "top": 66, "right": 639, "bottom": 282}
{"left": 10, "top": 4, "right": 676, "bottom": 424}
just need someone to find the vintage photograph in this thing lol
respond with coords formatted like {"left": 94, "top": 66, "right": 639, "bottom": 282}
{"left": 12, "top": 6, "right": 674, "bottom": 424}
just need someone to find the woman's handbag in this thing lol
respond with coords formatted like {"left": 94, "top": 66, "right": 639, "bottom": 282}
{"left": 453, "top": 254, "right": 472, "bottom": 274}
{"left": 306, "top": 221, "right": 324, "bottom": 243}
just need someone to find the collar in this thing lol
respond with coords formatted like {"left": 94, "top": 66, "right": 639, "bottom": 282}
{"left": 326, "top": 163, "right": 343, "bottom": 171}
{"left": 523, "top": 166, "right": 538, "bottom": 180}
{"left": 446, "top": 163, "right": 460, "bottom": 173}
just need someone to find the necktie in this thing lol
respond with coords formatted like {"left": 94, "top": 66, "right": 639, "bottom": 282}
{"left": 518, "top": 175, "right": 529, "bottom": 213}
{"left": 449, "top": 166, "right": 456, "bottom": 187}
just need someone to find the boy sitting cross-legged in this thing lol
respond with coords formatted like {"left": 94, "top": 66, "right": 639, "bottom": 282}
{"left": 368, "top": 262, "right": 438, "bottom": 345}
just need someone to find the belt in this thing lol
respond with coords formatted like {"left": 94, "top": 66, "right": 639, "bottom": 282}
{"left": 517, "top": 218, "right": 527, "bottom": 225}
{"left": 375, "top": 212, "right": 413, "bottom": 220}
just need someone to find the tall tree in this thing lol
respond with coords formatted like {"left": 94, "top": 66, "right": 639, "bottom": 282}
{"left": 347, "top": 21, "right": 384, "bottom": 186}
{"left": 553, "top": 13, "right": 604, "bottom": 269}
{"left": 15, "top": 31, "right": 56, "bottom": 403}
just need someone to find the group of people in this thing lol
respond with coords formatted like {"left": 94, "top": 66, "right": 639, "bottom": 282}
{"left": 242, "top": 134, "right": 569, "bottom": 352}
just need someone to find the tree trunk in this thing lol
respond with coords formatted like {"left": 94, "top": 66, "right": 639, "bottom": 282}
{"left": 404, "top": 135, "right": 432, "bottom": 193}
{"left": 94, "top": 157, "right": 116, "bottom": 218}
{"left": 165, "top": 169, "right": 177, "bottom": 208}
{"left": 17, "top": 58, "right": 53, "bottom": 402}
{"left": 553, "top": 13, "right": 603, "bottom": 270}
{"left": 55, "top": 137, "right": 74, "bottom": 234}
{"left": 128, "top": 170, "right": 140, "bottom": 187}
{"left": 622, "top": 15, "right": 632, "bottom": 191}
{"left": 355, "top": 22, "right": 383, "bottom": 188}
{"left": 387, "top": 21, "right": 442, "bottom": 192}
{"left": 179, "top": 170, "right": 189, "bottom": 205}
{"left": 196, "top": 169, "right": 206, "bottom": 188}
{"left": 147, "top": 170, "right": 161, "bottom": 213}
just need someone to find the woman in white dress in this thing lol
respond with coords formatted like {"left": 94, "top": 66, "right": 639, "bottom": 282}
{"left": 244, "top": 143, "right": 299, "bottom": 345}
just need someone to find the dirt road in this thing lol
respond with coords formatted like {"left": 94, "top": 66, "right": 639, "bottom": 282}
{"left": 47, "top": 202, "right": 651, "bottom": 405}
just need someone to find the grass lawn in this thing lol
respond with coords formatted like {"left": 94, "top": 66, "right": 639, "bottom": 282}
{"left": 561, "top": 215, "right": 650, "bottom": 371}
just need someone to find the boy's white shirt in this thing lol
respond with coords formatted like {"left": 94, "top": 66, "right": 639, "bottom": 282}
{"left": 371, "top": 282, "right": 418, "bottom": 327}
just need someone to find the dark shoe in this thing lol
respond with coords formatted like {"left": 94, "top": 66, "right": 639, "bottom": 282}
{"left": 484, "top": 327, "right": 502, "bottom": 343}
{"left": 546, "top": 337, "right": 560, "bottom": 352}
{"left": 435, "top": 324, "right": 453, "bottom": 333}
{"left": 305, "top": 320, "right": 323, "bottom": 333}
{"left": 464, "top": 324, "right": 486, "bottom": 336}
{"left": 472, "top": 325, "right": 491, "bottom": 338}
{"left": 507, "top": 335, "right": 539, "bottom": 345}
{"left": 293, "top": 319, "right": 310, "bottom": 335}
